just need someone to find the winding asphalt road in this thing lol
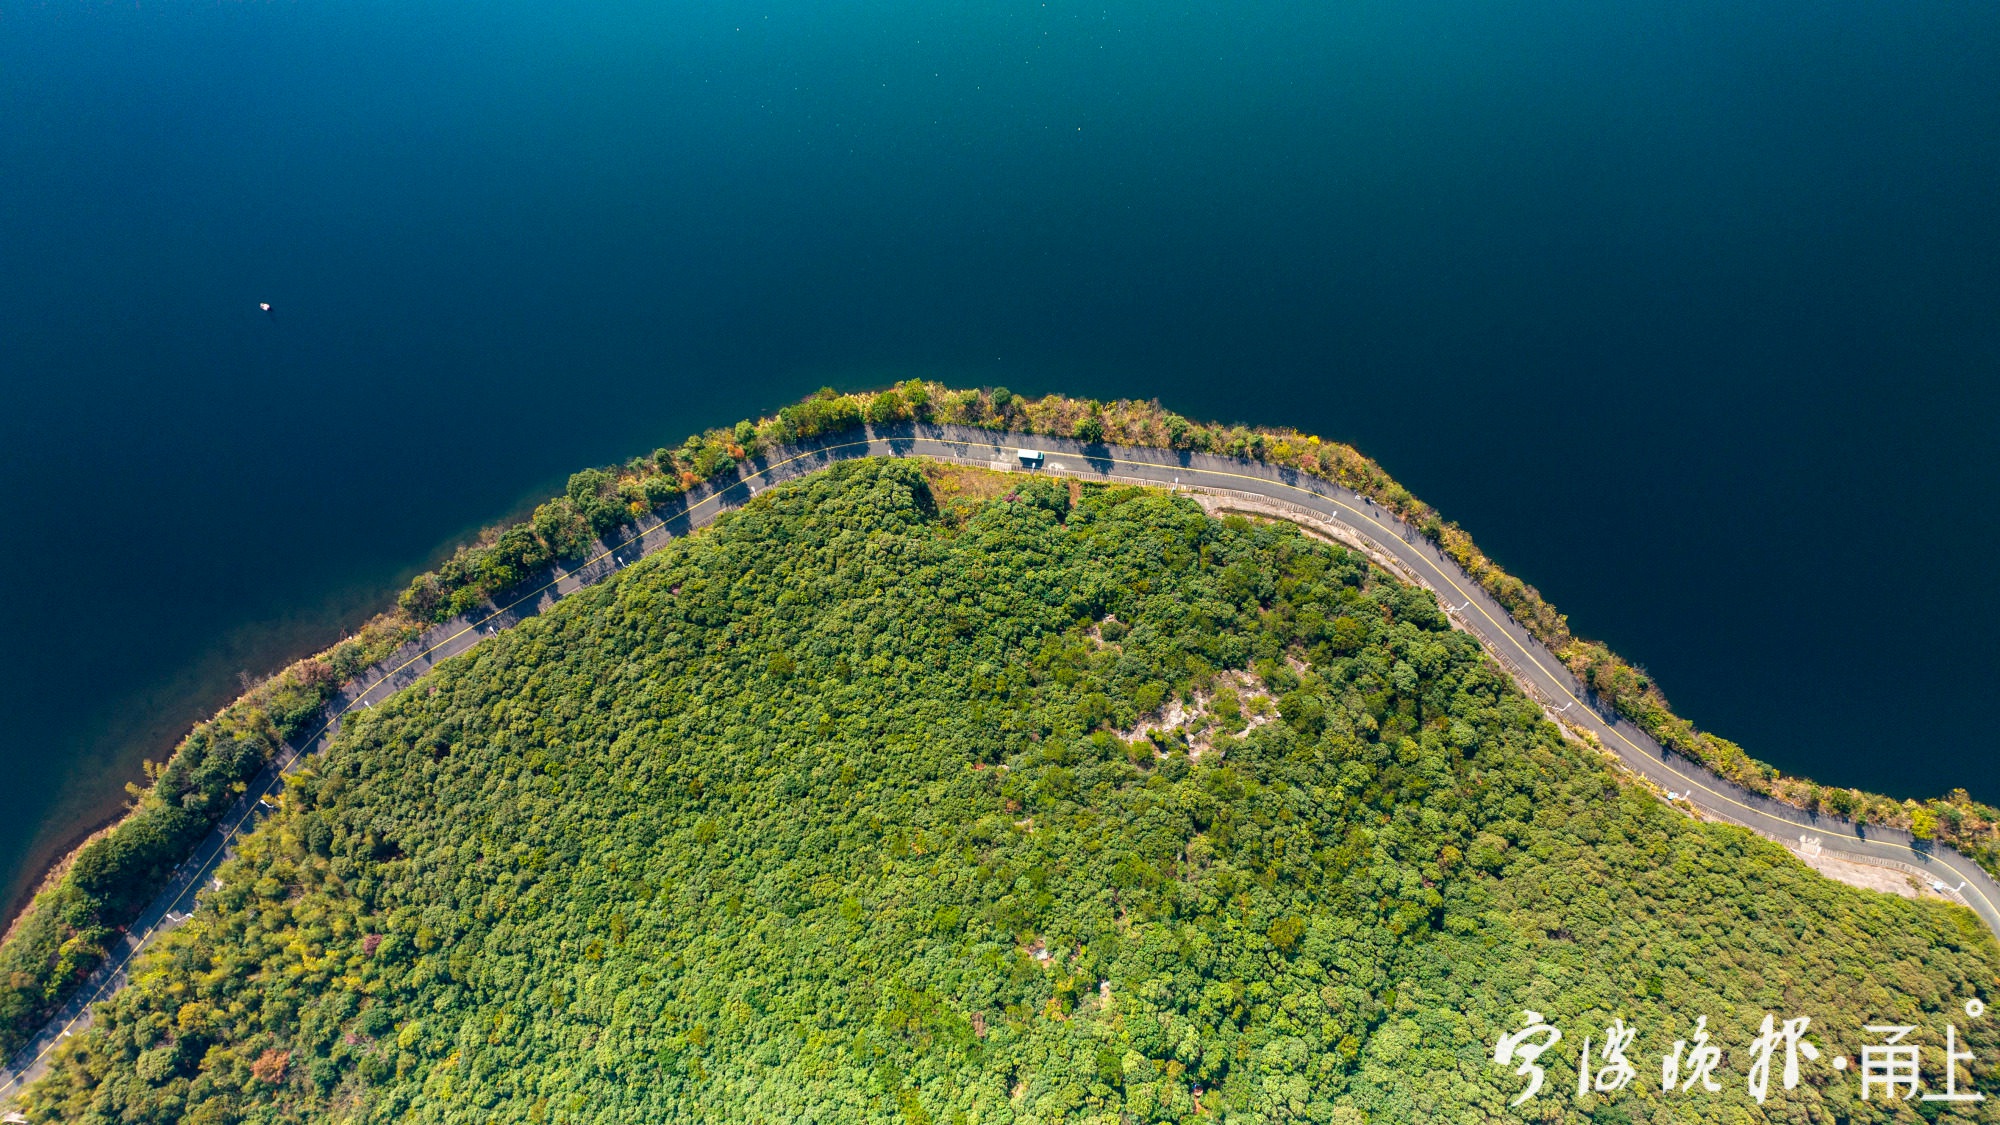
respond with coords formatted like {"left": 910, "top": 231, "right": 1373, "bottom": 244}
{"left": 6, "top": 421, "right": 1995, "bottom": 1104}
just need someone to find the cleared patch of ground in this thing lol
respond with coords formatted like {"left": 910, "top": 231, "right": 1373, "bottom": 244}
{"left": 1118, "top": 669, "right": 1276, "bottom": 761}
{"left": 1780, "top": 837, "right": 1971, "bottom": 906}
{"left": 920, "top": 461, "right": 1016, "bottom": 506}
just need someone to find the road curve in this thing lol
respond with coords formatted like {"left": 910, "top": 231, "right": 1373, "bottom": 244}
{"left": 6, "top": 421, "right": 1995, "bottom": 1103}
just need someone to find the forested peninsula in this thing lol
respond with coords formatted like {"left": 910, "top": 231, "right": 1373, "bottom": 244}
{"left": 17, "top": 459, "right": 2000, "bottom": 1124}
{"left": 2, "top": 386, "right": 1997, "bottom": 1124}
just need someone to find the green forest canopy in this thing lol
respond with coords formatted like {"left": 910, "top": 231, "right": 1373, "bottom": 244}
{"left": 25, "top": 461, "right": 1998, "bottom": 1124}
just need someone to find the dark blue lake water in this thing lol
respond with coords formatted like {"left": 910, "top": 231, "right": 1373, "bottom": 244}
{"left": 3, "top": 0, "right": 1997, "bottom": 913}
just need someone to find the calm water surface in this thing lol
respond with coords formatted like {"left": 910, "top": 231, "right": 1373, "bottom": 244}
{"left": 3, "top": 0, "right": 1998, "bottom": 912}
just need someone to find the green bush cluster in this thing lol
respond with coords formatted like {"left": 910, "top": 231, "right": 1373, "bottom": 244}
{"left": 1, "top": 670, "right": 311, "bottom": 1059}
{"left": 393, "top": 396, "right": 869, "bottom": 624}
{"left": 25, "top": 463, "right": 1995, "bottom": 1124}
{"left": 0, "top": 614, "right": 424, "bottom": 1066}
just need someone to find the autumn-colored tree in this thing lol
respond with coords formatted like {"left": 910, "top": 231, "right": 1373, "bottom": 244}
{"left": 249, "top": 1049, "right": 289, "bottom": 1085}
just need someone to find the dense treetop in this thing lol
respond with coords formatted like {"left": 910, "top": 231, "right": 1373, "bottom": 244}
{"left": 25, "top": 461, "right": 1997, "bottom": 1124}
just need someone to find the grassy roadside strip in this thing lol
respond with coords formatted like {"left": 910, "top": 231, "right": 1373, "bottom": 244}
{"left": 6, "top": 381, "right": 1992, "bottom": 1063}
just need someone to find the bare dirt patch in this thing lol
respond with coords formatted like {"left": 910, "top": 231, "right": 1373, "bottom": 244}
{"left": 1120, "top": 670, "right": 1277, "bottom": 760}
{"left": 1778, "top": 837, "right": 1971, "bottom": 906}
